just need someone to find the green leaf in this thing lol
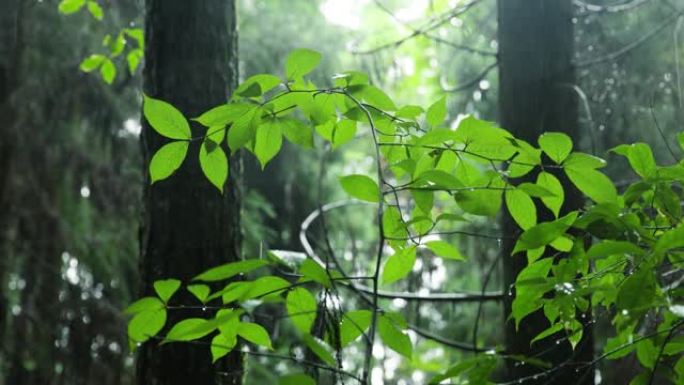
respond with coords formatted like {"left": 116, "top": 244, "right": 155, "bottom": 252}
{"left": 194, "top": 103, "right": 253, "bottom": 128}
{"left": 549, "top": 236, "right": 573, "bottom": 252}
{"left": 378, "top": 315, "right": 412, "bottom": 358}
{"left": 513, "top": 212, "right": 577, "bottom": 254}
{"left": 282, "top": 118, "right": 314, "bottom": 148}
{"left": 228, "top": 106, "right": 261, "bottom": 151}
{"left": 211, "top": 332, "right": 237, "bottom": 363}
{"left": 302, "top": 334, "right": 336, "bottom": 366}
{"left": 87, "top": 1, "right": 103, "bottom": 20}
{"left": 286, "top": 288, "right": 317, "bottom": 334}
{"left": 426, "top": 96, "right": 447, "bottom": 127}
{"left": 563, "top": 152, "right": 606, "bottom": 169}
{"left": 100, "top": 58, "right": 116, "bottom": 84}
{"left": 127, "top": 49, "right": 143, "bottom": 74}
{"left": 199, "top": 137, "right": 228, "bottom": 193}
{"left": 565, "top": 167, "right": 617, "bottom": 204}
{"left": 536, "top": 172, "right": 564, "bottom": 217}
{"left": 339, "top": 174, "right": 380, "bottom": 203}
{"left": 611, "top": 143, "right": 657, "bottom": 178}
{"left": 512, "top": 258, "right": 554, "bottom": 327}
{"left": 616, "top": 270, "right": 657, "bottom": 313}
{"left": 453, "top": 171, "right": 504, "bottom": 217}
{"left": 678, "top": 132, "right": 684, "bottom": 152}
{"left": 125, "top": 28, "right": 144, "bottom": 48}
{"left": 149, "top": 141, "right": 189, "bottom": 183}
{"left": 332, "top": 119, "right": 357, "bottom": 149}
{"left": 143, "top": 95, "right": 191, "bottom": 139}
{"left": 358, "top": 85, "right": 397, "bottom": 111}
{"left": 531, "top": 323, "right": 563, "bottom": 345}
{"left": 340, "top": 310, "right": 372, "bottom": 347}
{"left": 242, "top": 276, "right": 290, "bottom": 300}
{"left": 193, "top": 259, "right": 269, "bottom": 282}
{"left": 235, "top": 74, "right": 281, "bottom": 97}
{"left": 396, "top": 105, "right": 423, "bottom": 119}
{"left": 109, "top": 33, "right": 126, "bottom": 57}
{"left": 58, "top": 0, "right": 86, "bottom": 14}
{"left": 280, "top": 374, "right": 316, "bottom": 385}
{"left": 586, "top": 240, "right": 643, "bottom": 259}
{"left": 655, "top": 224, "right": 684, "bottom": 256}
{"left": 79, "top": 54, "right": 105, "bottom": 72}
{"left": 237, "top": 322, "right": 272, "bottom": 349}
{"left": 299, "top": 259, "right": 331, "bottom": 287}
{"left": 382, "top": 246, "right": 417, "bottom": 285}
{"left": 254, "top": 120, "right": 283, "bottom": 168}
{"left": 285, "top": 48, "right": 322, "bottom": 79}
{"left": 166, "top": 318, "right": 214, "bottom": 342}
{"left": 516, "top": 182, "right": 556, "bottom": 198}
{"left": 416, "top": 169, "right": 463, "bottom": 190}
{"left": 153, "top": 279, "right": 181, "bottom": 303}
{"left": 211, "top": 282, "right": 252, "bottom": 304}
{"left": 124, "top": 296, "right": 164, "bottom": 315}
{"left": 425, "top": 240, "right": 465, "bottom": 260}
{"left": 505, "top": 188, "right": 537, "bottom": 230}
{"left": 417, "top": 127, "right": 458, "bottom": 146}
{"left": 187, "top": 284, "right": 211, "bottom": 303}
{"left": 128, "top": 308, "right": 166, "bottom": 342}
{"left": 538, "top": 132, "right": 573, "bottom": 164}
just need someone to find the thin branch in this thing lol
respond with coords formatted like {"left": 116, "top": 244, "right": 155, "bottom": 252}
{"left": 440, "top": 61, "right": 498, "bottom": 92}
{"left": 409, "top": 323, "right": 497, "bottom": 353}
{"left": 369, "top": 0, "right": 496, "bottom": 57}
{"left": 299, "top": 200, "right": 504, "bottom": 303}
{"left": 574, "top": 0, "right": 654, "bottom": 13}
{"left": 650, "top": 92, "right": 680, "bottom": 162}
{"left": 576, "top": 9, "right": 684, "bottom": 67}
{"left": 352, "top": 0, "right": 484, "bottom": 55}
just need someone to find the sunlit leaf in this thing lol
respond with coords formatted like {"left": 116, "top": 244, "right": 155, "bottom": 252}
{"left": 339, "top": 174, "right": 380, "bottom": 203}
{"left": 149, "top": 141, "right": 189, "bottom": 183}
{"left": 128, "top": 308, "right": 166, "bottom": 343}
{"left": 340, "top": 310, "right": 372, "bottom": 347}
{"left": 143, "top": 95, "right": 191, "bottom": 139}
{"left": 254, "top": 120, "right": 283, "bottom": 168}
{"left": 153, "top": 279, "right": 181, "bottom": 303}
{"left": 538, "top": 132, "right": 572, "bottom": 164}
{"left": 378, "top": 315, "right": 412, "bottom": 358}
{"left": 426, "top": 96, "right": 447, "bottom": 127}
{"left": 192, "top": 259, "right": 269, "bottom": 282}
{"left": 285, "top": 48, "right": 322, "bottom": 79}
{"left": 425, "top": 240, "right": 465, "bottom": 260}
{"left": 382, "top": 246, "right": 417, "bottom": 285}
{"left": 187, "top": 284, "right": 211, "bottom": 303}
{"left": 505, "top": 188, "right": 537, "bottom": 230}
{"left": 286, "top": 288, "right": 317, "bottom": 334}
{"left": 237, "top": 322, "right": 272, "bottom": 349}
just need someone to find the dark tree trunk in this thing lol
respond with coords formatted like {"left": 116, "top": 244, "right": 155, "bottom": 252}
{"left": 498, "top": 1, "right": 594, "bottom": 384}
{"left": 0, "top": 0, "right": 21, "bottom": 356}
{"left": 137, "top": 1, "right": 242, "bottom": 385}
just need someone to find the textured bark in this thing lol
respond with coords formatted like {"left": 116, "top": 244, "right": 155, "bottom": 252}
{"left": 498, "top": 1, "right": 594, "bottom": 384}
{"left": 137, "top": 1, "right": 242, "bottom": 385}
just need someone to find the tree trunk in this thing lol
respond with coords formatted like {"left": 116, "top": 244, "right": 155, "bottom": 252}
{"left": 137, "top": 1, "right": 242, "bottom": 385}
{"left": 498, "top": 1, "right": 594, "bottom": 384}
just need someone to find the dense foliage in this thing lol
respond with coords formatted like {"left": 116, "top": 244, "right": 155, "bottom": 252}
{"left": 4, "top": 0, "right": 684, "bottom": 384}
{"left": 123, "top": 49, "right": 684, "bottom": 384}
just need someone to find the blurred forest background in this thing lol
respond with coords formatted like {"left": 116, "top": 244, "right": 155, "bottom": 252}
{"left": 1, "top": 0, "right": 683, "bottom": 384}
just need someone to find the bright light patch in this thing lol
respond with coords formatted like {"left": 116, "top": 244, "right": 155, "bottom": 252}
{"left": 320, "top": 0, "right": 368, "bottom": 29}
{"left": 395, "top": 0, "right": 429, "bottom": 23}
{"left": 119, "top": 118, "right": 141, "bottom": 138}
{"left": 80, "top": 185, "right": 90, "bottom": 198}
